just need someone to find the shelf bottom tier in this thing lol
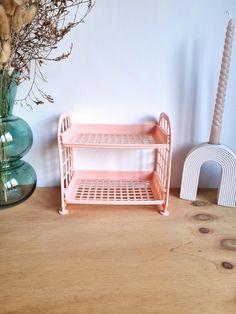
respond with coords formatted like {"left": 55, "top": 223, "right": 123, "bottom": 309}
{"left": 65, "top": 171, "right": 164, "bottom": 205}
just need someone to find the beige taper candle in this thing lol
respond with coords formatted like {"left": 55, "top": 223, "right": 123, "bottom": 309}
{"left": 209, "top": 18, "right": 234, "bottom": 144}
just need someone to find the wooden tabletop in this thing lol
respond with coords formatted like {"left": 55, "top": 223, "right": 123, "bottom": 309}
{"left": 0, "top": 188, "right": 236, "bottom": 314}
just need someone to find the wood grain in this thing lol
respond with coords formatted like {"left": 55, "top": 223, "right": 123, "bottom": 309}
{"left": 0, "top": 188, "right": 236, "bottom": 314}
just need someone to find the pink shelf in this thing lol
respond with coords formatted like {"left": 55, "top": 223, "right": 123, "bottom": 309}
{"left": 58, "top": 112, "right": 172, "bottom": 215}
{"left": 61, "top": 123, "right": 168, "bottom": 149}
{"left": 65, "top": 171, "right": 164, "bottom": 205}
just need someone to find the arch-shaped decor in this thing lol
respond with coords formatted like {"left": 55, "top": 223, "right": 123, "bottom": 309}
{"left": 180, "top": 143, "right": 236, "bottom": 207}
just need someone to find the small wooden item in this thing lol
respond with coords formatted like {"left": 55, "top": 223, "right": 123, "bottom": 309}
{"left": 58, "top": 113, "right": 172, "bottom": 215}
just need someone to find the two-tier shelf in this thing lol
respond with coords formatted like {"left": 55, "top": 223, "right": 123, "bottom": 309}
{"left": 57, "top": 112, "right": 172, "bottom": 215}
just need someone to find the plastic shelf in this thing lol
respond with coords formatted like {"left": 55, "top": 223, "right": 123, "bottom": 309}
{"left": 58, "top": 112, "right": 172, "bottom": 215}
{"left": 61, "top": 123, "right": 168, "bottom": 149}
{"left": 65, "top": 171, "right": 164, "bottom": 205}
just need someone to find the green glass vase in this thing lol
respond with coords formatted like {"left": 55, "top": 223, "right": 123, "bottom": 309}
{"left": 0, "top": 70, "right": 37, "bottom": 208}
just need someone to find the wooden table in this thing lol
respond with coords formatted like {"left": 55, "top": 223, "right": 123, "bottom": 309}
{"left": 0, "top": 188, "right": 236, "bottom": 314}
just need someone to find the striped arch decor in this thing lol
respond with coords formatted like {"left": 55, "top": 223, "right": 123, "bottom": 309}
{"left": 180, "top": 143, "right": 236, "bottom": 207}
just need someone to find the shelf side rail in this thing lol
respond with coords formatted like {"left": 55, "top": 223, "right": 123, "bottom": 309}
{"left": 57, "top": 113, "right": 73, "bottom": 215}
{"left": 156, "top": 112, "right": 172, "bottom": 215}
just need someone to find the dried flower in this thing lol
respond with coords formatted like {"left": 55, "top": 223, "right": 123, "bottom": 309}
{"left": 0, "top": 40, "right": 11, "bottom": 63}
{"left": 0, "top": 0, "right": 95, "bottom": 106}
{"left": 0, "top": 4, "right": 10, "bottom": 40}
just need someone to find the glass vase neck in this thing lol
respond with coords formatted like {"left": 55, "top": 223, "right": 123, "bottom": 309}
{"left": 0, "top": 70, "right": 18, "bottom": 117}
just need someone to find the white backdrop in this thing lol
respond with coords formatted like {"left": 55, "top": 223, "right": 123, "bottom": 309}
{"left": 14, "top": 0, "right": 236, "bottom": 188}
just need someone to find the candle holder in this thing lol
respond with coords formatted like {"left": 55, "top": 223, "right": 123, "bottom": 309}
{"left": 180, "top": 18, "right": 236, "bottom": 207}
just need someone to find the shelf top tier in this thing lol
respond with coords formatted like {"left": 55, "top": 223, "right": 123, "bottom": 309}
{"left": 60, "top": 123, "right": 169, "bottom": 149}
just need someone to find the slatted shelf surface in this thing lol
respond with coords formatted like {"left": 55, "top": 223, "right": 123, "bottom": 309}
{"left": 75, "top": 133, "right": 155, "bottom": 145}
{"left": 65, "top": 171, "right": 164, "bottom": 205}
{"left": 61, "top": 124, "right": 168, "bottom": 148}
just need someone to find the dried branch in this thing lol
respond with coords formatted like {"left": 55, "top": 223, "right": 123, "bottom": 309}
{"left": 0, "top": 0, "right": 95, "bottom": 106}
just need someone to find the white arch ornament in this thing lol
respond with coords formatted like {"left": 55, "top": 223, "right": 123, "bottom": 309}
{"left": 180, "top": 143, "right": 236, "bottom": 207}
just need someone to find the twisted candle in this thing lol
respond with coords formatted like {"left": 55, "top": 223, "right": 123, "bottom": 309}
{"left": 209, "top": 18, "right": 234, "bottom": 144}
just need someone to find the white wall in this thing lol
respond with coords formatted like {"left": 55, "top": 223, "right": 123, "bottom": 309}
{"left": 15, "top": 0, "right": 236, "bottom": 188}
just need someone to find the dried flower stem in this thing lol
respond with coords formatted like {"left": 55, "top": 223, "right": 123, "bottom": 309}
{"left": 0, "top": 0, "right": 95, "bottom": 106}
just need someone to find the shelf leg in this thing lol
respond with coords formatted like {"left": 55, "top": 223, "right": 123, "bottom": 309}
{"left": 159, "top": 209, "right": 170, "bottom": 216}
{"left": 59, "top": 208, "right": 69, "bottom": 215}
{"left": 59, "top": 201, "right": 68, "bottom": 215}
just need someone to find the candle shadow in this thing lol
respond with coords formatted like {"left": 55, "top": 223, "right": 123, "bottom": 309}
{"left": 171, "top": 39, "right": 202, "bottom": 187}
